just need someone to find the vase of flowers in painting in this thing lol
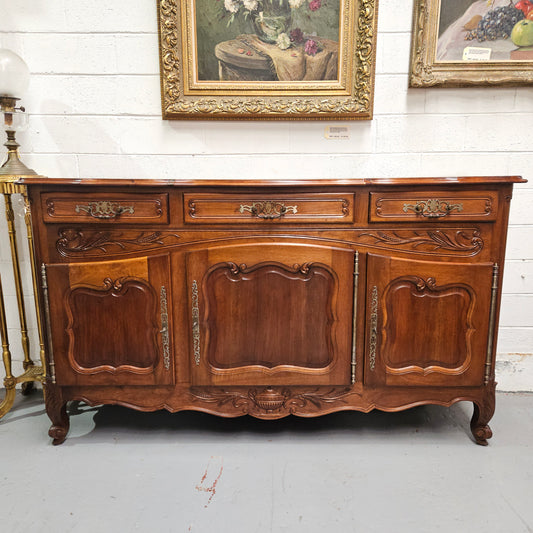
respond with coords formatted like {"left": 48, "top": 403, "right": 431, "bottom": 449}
{"left": 223, "top": 0, "right": 323, "bottom": 47}
{"left": 251, "top": 0, "right": 293, "bottom": 44}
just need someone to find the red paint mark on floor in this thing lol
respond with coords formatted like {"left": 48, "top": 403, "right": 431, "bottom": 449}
{"left": 195, "top": 456, "right": 223, "bottom": 508}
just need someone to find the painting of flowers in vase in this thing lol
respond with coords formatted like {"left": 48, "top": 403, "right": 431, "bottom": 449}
{"left": 195, "top": 0, "right": 340, "bottom": 81}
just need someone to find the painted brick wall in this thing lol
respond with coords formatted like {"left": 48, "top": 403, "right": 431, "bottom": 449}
{"left": 0, "top": 0, "right": 531, "bottom": 390}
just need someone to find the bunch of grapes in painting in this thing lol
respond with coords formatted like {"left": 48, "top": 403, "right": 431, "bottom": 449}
{"left": 466, "top": 4, "right": 524, "bottom": 42}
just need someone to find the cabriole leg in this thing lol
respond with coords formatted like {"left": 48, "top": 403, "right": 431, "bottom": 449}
{"left": 44, "top": 383, "right": 69, "bottom": 445}
{"left": 470, "top": 383, "right": 496, "bottom": 446}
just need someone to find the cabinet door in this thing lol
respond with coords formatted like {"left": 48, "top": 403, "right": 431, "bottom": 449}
{"left": 44, "top": 255, "right": 174, "bottom": 386}
{"left": 365, "top": 254, "right": 494, "bottom": 387}
{"left": 186, "top": 243, "right": 355, "bottom": 386}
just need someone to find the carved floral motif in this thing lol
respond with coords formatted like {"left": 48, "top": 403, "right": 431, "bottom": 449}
{"left": 56, "top": 229, "right": 180, "bottom": 257}
{"left": 359, "top": 229, "right": 483, "bottom": 255}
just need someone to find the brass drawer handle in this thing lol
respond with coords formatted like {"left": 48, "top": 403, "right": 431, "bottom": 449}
{"left": 403, "top": 199, "right": 463, "bottom": 218}
{"left": 239, "top": 201, "right": 298, "bottom": 220}
{"left": 75, "top": 201, "right": 135, "bottom": 220}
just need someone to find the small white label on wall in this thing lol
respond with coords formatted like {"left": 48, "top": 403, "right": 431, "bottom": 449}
{"left": 325, "top": 126, "right": 350, "bottom": 140}
{"left": 462, "top": 46, "right": 492, "bottom": 61}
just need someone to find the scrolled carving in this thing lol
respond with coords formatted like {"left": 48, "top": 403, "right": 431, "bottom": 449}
{"left": 293, "top": 263, "right": 311, "bottom": 275}
{"left": 214, "top": 261, "right": 315, "bottom": 286}
{"left": 359, "top": 229, "right": 484, "bottom": 256}
{"left": 190, "top": 386, "right": 354, "bottom": 415}
{"left": 46, "top": 199, "right": 55, "bottom": 217}
{"left": 102, "top": 277, "right": 127, "bottom": 291}
{"left": 409, "top": 276, "right": 437, "bottom": 292}
{"left": 56, "top": 229, "right": 180, "bottom": 257}
{"left": 221, "top": 261, "right": 315, "bottom": 278}
{"left": 341, "top": 198, "right": 350, "bottom": 216}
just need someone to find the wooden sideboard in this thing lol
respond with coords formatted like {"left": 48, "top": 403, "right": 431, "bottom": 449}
{"left": 22, "top": 176, "right": 525, "bottom": 445}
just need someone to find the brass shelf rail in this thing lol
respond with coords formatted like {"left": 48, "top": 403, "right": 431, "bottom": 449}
{"left": 0, "top": 180, "right": 46, "bottom": 419}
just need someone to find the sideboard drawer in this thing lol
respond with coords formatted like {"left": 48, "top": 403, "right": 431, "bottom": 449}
{"left": 41, "top": 193, "right": 169, "bottom": 224}
{"left": 184, "top": 193, "right": 355, "bottom": 224}
{"left": 369, "top": 191, "right": 498, "bottom": 222}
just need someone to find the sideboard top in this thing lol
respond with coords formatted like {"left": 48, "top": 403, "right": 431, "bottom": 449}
{"left": 19, "top": 176, "right": 526, "bottom": 188}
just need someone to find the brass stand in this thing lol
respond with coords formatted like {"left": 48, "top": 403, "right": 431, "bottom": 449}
{"left": 0, "top": 129, "right": 47, "bottom": 419}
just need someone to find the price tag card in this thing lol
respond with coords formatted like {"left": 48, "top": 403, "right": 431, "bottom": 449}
{"left": 325, "top": 126, "right": 350, "bottom": 140}
{"left": 462, "top": 46, "right": 492, "bottom": 61}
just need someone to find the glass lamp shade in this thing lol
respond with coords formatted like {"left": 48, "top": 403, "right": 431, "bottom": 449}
{"left": 0, "top": 49, "right": 30, "bottom": 98}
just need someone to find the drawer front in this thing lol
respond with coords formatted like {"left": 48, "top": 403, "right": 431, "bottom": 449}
{"left": 41, "top": 193, "right": 169, "bottom": 224}
{"left": 369, "top": 191, "right": 498, "bottom": 222}
{"left": 184, "top": 193, "right": 355, "bottom": 224}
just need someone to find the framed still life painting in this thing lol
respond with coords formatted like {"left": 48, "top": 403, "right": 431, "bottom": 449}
{"left": 410, "top": 0, "right": 533, "bottom": 86}
{"left": 157, "top": 0, "right": 378, "bottom": 119}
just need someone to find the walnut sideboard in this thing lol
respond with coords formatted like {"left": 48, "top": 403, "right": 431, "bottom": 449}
{"left": 22, "top": 176, "right": 525, "bottom": 445}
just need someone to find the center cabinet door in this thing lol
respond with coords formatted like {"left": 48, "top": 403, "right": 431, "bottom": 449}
{"left": 186, "top": 243, "right": 355, "bottom": 386}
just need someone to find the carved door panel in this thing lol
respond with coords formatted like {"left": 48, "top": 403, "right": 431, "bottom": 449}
{"left": 44, "top": 255, "right": 174, "bottom": 386}
{"left": 186, "top": 243, "right": 355, "bottom": 386}
{"left": 365, "top": 254, "right": 494, "bottom": 387}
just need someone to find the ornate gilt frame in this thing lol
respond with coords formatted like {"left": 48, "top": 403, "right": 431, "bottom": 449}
{"left": 410, "top": 0, "right": 533, "bottom": 87}
{"left": 157, "top": 0, "right": 378, "bottom": 119}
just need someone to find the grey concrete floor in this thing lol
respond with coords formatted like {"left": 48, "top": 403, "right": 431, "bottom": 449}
{"left": 1, "top": 390, "right": 532, "bottom": 533}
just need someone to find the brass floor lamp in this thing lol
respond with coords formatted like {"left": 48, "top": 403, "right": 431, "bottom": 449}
{"left": 0, "top": 49, "right": 46, "bottom": 419}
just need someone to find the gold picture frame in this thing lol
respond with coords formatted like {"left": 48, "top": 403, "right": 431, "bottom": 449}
{"left": 410, "top": 0, "right": 533, "bottom": 87}
{"left": 157, "top": 0, "right": 378, "bottom": 120}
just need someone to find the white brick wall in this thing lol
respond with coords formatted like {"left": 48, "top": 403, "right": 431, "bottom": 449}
{"left": 0, "top": 0, "right": 531, "bottom": 389}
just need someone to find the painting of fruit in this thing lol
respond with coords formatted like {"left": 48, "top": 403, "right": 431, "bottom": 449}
{"left": 410, "top": 0, "right": 533, "bottom": 86}
{"left": 436, "top": 0, "right": 533, "bottom": 61}
{"left": 511, "top": 18, "right": 533, "bottom": 45}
